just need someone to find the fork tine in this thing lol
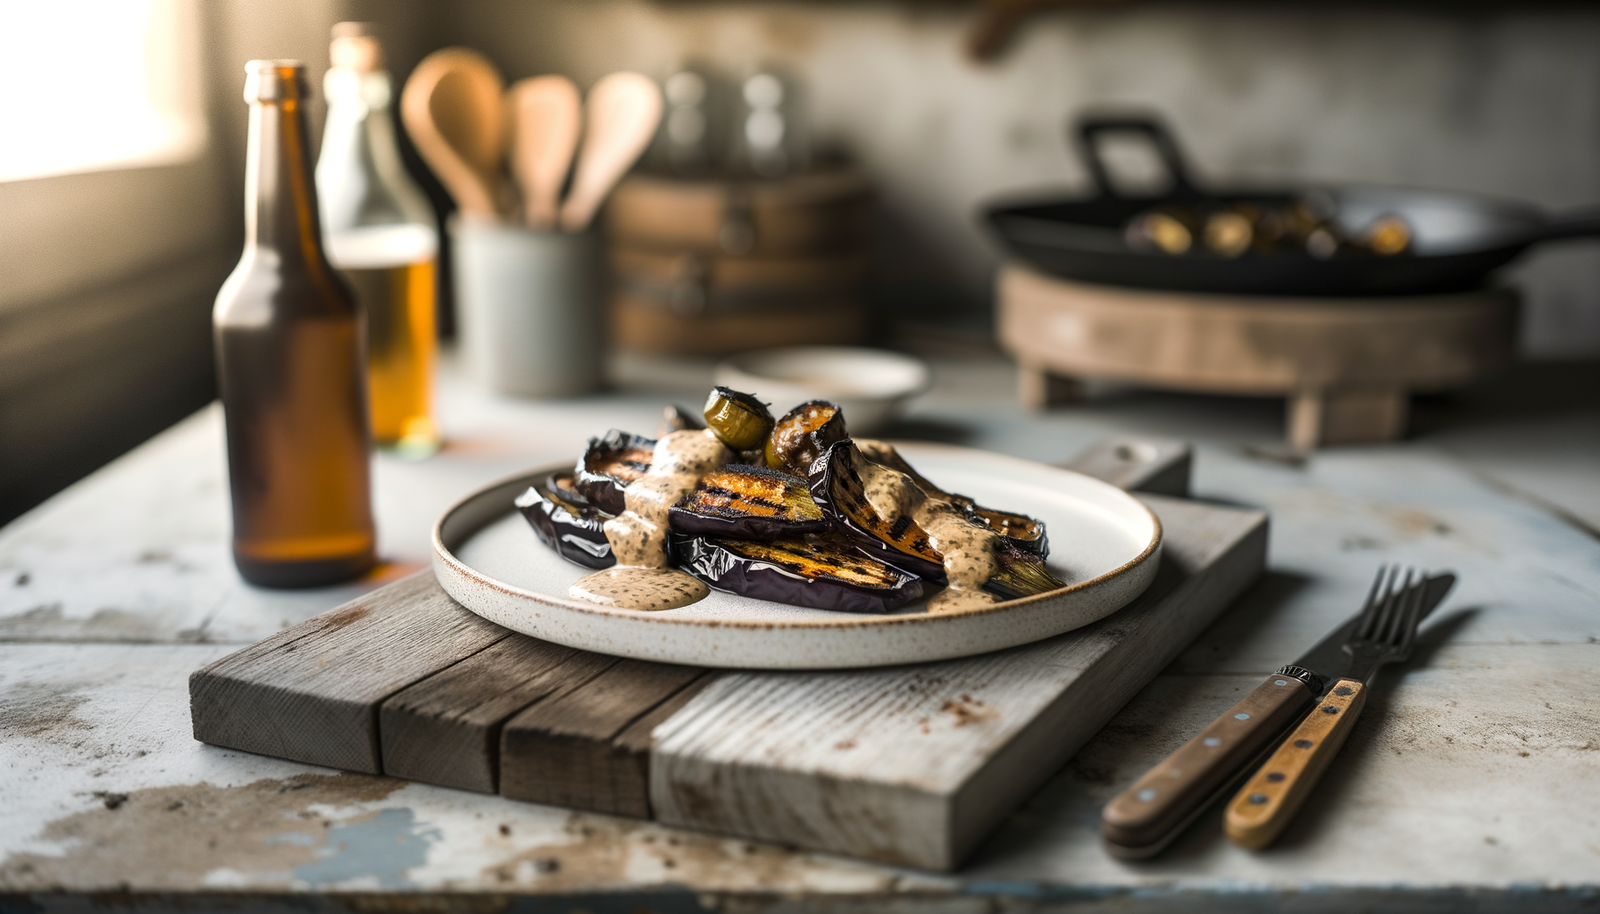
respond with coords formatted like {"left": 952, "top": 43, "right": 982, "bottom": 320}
{"left": 1356, "top": 565, "right": 1390, "bottom": 640}
{"left": 1396, "top": 570, "right": 1428, "bottom": 652}
{"left": 1370, "top": 567, "right": 1402, "bottom": 644}
{"left": 1382, "top": 568, "right": 1416, "bottom": 644}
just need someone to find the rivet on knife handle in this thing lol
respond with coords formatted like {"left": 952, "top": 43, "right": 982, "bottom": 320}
{"left": 1225, "top": 677, "right": 1368, "bottom": 850}
{"left": 1101, "top": 670, "right": 1318, "bottom": 855}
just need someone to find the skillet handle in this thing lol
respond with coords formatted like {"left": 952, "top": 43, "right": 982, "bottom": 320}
{"left": 1530, "top": 207, "right": 1600, "bottom": 244}
{"left": 1074, "top": 115, "right": 1198, "bottom": 199}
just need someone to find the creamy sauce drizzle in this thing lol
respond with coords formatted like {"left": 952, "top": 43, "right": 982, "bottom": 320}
{"left": 569, "top": 429, "right": 730, "bottom": 611}
{"left": 856, "top": 460, "right": 1003, "bottom": 613}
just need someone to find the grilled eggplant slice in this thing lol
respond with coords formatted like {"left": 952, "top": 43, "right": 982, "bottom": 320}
{"left": 854, "top": 438, "right": 1049, "bottom": 557}
{"left": 670, "top": 533, "right": 924, "bottom": 614}
{"left": 669, "top": 464, "right": 830, "bottom": 539}
{"left": 515, "top": 474, "right": 616, "bottom": 569}
{"left": 574, "top": 429, "right": 655, "bottom": 514}
{"left": 547, "top": 471, "right": 592, "bottom": 507}
{"left": 985, "top": 540, "right": 1067, "bottom": 600}
{"left": 766, "top": 400, "right": 849, "bottom": 475}
{"left": 703, "top": 387, "right": 775, "bottom": 451}
{"left": 808, "top": 440, "right": 946, "bottom": 581}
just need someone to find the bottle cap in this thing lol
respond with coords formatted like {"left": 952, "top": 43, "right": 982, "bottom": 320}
{"left": 330, "top": 22, "right": 384, "bottom": 72}
{"left": 244, "top": 60, "right": 309, "bottom": 103}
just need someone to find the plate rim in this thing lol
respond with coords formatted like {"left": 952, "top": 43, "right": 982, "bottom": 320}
{"left": 431, "top": 442, "right": 1162, "bottom": 631}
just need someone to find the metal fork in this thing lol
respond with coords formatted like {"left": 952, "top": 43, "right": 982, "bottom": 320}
{"left": 1224, "top": 565, "right": 1429, "bottom": 849}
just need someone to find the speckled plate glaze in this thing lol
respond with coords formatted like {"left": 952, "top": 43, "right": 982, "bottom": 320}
{"left": 432, "top": 443, "right": 1162, "bottom": 669}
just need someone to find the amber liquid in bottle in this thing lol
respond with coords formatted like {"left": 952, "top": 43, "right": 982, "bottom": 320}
{"left": 214, "top": 60, "right": 377, "bottom": 588}
{"left": 317, "top": 25, "right": 440, "bottom": 457}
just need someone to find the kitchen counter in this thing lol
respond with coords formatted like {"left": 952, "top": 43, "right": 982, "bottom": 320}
{"left": 1, "top": 350, "right": 1596, "bottom": 912}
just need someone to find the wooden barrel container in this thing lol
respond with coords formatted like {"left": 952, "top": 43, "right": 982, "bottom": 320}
{"left": 605, "top": 168, "right": 871, "bottom": 355}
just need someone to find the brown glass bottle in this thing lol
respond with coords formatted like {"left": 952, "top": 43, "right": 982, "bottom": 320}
{"left": 214, "top": 60, "right": 377, "bottom": 588}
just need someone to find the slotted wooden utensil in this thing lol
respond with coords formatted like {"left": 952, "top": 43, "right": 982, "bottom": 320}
{"left": 559, "top": 71, "right": 663, "bottom": 233}
{"left": 507, "top": 74, "right": 581, "bottom": 230}
{"left": 400, "top": 47, "right": 507, "bottom": 218}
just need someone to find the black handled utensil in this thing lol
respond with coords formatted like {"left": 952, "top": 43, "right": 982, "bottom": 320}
{"left": 1224, "top": 566, "right": 1434, "bottom": 849}
{"left": 1101, "top": 567, "right": 1455, "bottom": 857}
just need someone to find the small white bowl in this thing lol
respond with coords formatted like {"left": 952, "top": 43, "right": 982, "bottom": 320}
{"left": 714, "top": 346, "right": 931, "bottom": 435}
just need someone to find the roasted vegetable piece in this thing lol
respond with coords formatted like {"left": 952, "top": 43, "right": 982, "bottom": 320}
{"left": 766, "top": 400, "right": 848, "bottom": 475}
{"left": 515, "top": 474, "right": 615, "bottom": 569}
{"left": 546, "top": 472, "right": 592, "bottom": 507}
{"left": 808, "top": 440, "right": 946, "bottom": 581}
{"left": 671, "top": 533, "right": 924, "bottom": 614}
{"left": 574, "top": 429, "right": 655, "bottom": 514}
{"left": 854, "top": 438, "right": 1049, "bottom": 556}
{"left": 669, "top": 464, "right": 830, "bottom": 539}
{"left": 703, "top": 387, "right": 775, "bottom": 451}
{"left": 985, "top": 540, "right": 1067, "bottom": 600}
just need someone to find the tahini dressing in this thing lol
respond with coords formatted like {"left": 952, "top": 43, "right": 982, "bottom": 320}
{"left": 569, "top": 429, "right": 730, "bottom": 610}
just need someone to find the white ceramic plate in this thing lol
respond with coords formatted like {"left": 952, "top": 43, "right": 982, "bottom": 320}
{"left": 432, "top": 443, "right": 1161, "bottom": 669}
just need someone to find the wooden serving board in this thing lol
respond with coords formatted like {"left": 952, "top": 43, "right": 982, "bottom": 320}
{"left": 190, "top": 439, "right": 1266, "bottom": 871}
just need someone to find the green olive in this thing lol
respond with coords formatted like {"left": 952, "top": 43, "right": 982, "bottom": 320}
{"left": 703, "top": 387, "right": 775, "bottom": 451}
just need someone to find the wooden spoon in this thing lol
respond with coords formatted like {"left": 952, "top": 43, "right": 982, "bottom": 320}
{"left": 558, "top": 72, "right": 663, "bottom": 233}
{"left": 507, "top": 75, "right": 581, "bottom": 231}
{"left": 400, "top": 47, "right": 506, "bottom": 219}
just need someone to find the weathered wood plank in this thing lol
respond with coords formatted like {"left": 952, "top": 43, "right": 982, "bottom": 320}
{"left": 647, "top": 495, "right": 1268, "bottom": 871}
{"left": 188, "top": 571, "right": 509, "bottom": 773}
{"left": 500, "top": 659, "right": 708, "bottom": 818}
{"left": 379, "top": 636, "right": 613, "bottom": 793}
{"left": 1063, "top": 436, "right": 1192, "bottom": 497}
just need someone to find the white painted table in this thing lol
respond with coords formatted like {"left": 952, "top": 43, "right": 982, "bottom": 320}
{"left": 2, "top": 353, "right": 1596, "bottom": 912}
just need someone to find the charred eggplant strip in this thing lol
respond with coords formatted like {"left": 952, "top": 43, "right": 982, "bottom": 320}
{"left": 546, "top": 472, "right": 592, "bottom": 508}
{"left": 670, "top": 533, "right": 924, "bottom": 614}
{"left": 855, "top": 438, "right": 1049, "bottom": 557}
{"left": 808, "top": 440, "right": 947, "bottom": 581}
{"left": 766, "top": 400, "right": 849, "bottom": 475}
{"left": 669, "top": 464, "right": 830, "bottom": 539}
{"left": 984, "top": 540, "right": 1067, "bottom": 600}
{"left": 515, "top": 477, "right": 616, "bottom": 570}
{"left": 574, "top": 429, "right": 656, "bottom": 514}
{"left": 703, "top": 387, "right": 776, "bottom": 451}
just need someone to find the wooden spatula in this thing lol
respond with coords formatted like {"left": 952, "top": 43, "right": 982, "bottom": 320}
{"left": 507, "top": 75, "right": 581, "bottom": 231}
{"left": 558, "top": 72, "right": 663, "bottom": 233}
{"left": 400, "top": 47, "right": 506, "bottom": 219}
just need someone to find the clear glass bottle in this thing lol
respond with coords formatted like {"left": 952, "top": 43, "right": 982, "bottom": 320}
{"left": 316, "top": 23, "right": 441, "bottom": 458}
{"left": 214, "top": 60, "right": 377, "bottom": 588}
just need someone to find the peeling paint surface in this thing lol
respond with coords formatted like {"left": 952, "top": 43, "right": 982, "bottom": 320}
{"left": 1, "top": 357, "right": 1597, "bottom": 908}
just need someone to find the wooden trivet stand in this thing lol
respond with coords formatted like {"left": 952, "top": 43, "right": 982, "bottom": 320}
{"left": 997, "top": 263, "right": 1518, "bottom": 449}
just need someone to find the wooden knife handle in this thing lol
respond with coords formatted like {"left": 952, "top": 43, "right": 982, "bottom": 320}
{"left": 1224, "top": 678, "right": 1367, "bottom": 850}
{"left": 1102, "top": 672, "right": 1316, "bottom": 854}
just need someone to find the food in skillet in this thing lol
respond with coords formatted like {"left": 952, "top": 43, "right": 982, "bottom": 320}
{"left": 1124, "top": 196, "right": 1413, "bottom": 260}
{"left": 515, "top": 386, "right": 1066, "bottom": 614}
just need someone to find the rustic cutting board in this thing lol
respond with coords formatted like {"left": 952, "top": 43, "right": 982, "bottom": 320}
{"left": 190, "top": 438, "right": 1265, "bottom": 871}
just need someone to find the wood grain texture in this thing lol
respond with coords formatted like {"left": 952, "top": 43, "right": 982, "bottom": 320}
{"left": 188, "top": 571, "right": 509, "bottom": 773}
{"left": 1063, "top": 436, "right": 1192, "bottom": 498}
{"left": 1102, "top": 673, "right": 1314, "bottom": 853}
{"left": 379, "top": 636, "right": 606, "bottom": 793}
{"left": 500, "top": 660, "right": 709, "bottom": 818}
{"left": 648, "top": 494, "right": 1268, "bottom": 870}
{"left": 1226, "top": 678, "right": 1368, "bottom": 850}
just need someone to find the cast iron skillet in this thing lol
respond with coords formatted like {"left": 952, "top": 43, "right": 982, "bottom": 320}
{"left": 984, "top": 115, "right": 1600, "bottom": 297}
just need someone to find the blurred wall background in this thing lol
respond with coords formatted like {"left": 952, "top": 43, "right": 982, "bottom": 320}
{"left": 4, "top": 0, "right": 1598, "bottom": 522}
{"left": 213, "top": 0, "right": 1600, "bottom": 354}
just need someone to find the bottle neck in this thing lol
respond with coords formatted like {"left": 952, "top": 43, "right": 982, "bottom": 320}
{"left": 244, "top": 97, "right": 327, "bottom": 263}
{"left": 319, "top": 68, "right": 435, "bottom": 237}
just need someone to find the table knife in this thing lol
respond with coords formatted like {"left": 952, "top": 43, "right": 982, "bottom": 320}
{"left": 1101, "top": 571, "right": 1456, "bottom": 857}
